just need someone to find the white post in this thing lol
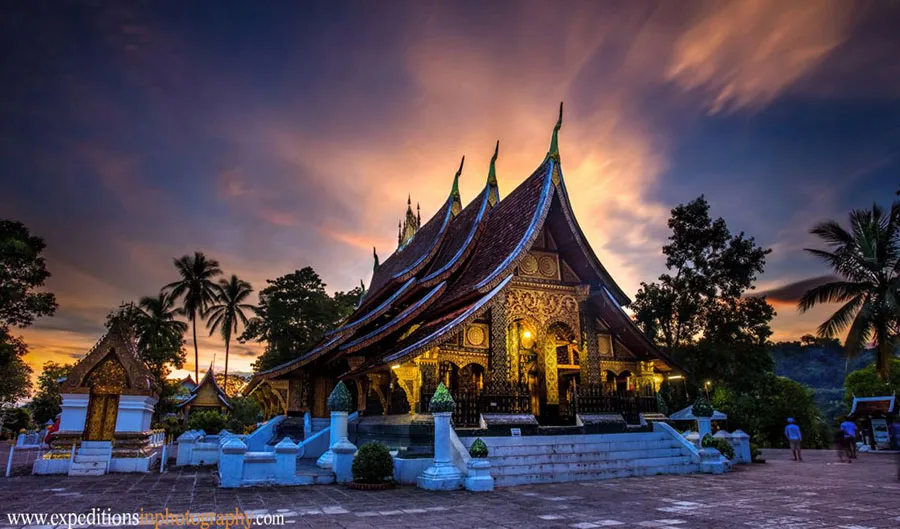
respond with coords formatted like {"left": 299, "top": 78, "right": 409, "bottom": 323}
{"left": 697, "top": 417, "right": 712, "bottom": 440}
{"left": 331, "top": 413, "right": 356, "bottom": 484}
{"left": 219, "top": 437, "right": 248, "bottom": 488}
{"left": 274, "top": 438, "right": 299, "bottom": 484}
{"left": 731, "top": 430, "right": 751, "bottom": 463}
{"left": 5, "top": 445, "right": 13, "bottom": 477}
{"left": 418, "top": 412, "right": 463, "bottom": 490}
{"left": 160, "top": 443, "right": 167, "bottom": 473}
{"left": 317, "top": 411, "right": 346, "bottom": 470}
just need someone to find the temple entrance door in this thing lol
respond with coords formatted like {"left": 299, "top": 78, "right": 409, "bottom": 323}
{"left": 84, "top": 393, "right": 119, "bottom": 441}
{"left": 558, "top": 371, "right": 579, "bottom": 424}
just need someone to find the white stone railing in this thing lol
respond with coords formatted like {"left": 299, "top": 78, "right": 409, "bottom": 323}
{"left": 218, "top": 437, "right": 301, "bottom": 488}
{"left": 652, "top": 421, "right": 701, "bottom": 463}
{"left": 245, "top": 415, "right": 285, "bottom": 452}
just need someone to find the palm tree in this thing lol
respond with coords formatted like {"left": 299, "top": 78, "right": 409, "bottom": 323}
{"left": 135, "top": 292, "right": 188, "bottom": 376}
{"left": 206, "top": 275, "right": 254, "bottom": 393}
{"left": 166, "top": 252, "right": 222, "bottom": 381}
{"left": 799, "top": 203, "right": 900, "bottom": 379}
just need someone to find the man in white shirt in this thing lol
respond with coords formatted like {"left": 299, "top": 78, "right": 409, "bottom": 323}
{"left": 785, "top": 418, "right": 803, "bottom": 462}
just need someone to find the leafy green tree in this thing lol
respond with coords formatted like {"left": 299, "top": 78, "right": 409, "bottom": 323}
{"left": 136, "top": 292, "right": 188, "bottom": 379}
{"left": 186, "top": 410, "right": 227, "bottom": 435}
{"left": 206, "top": 275, "right": 253, "bottom": 394}
{"left": 3, "top": 406, "right": 34, "bottom": 433}
{"left": 28, "top": 361, "right": 72, "bottom": 425}
{"left": 166, "top": 252, "right": 223, "bottom": 381}
{"left": 800, "top": 203, "right": 900, "bottom": 380}
{"left": 0, "top": 220, "right": 57, "bottom": 431}
{"left": 240, "top": 267, "right": 362, "bottom": 372}
{"left": 215, "top": 373, "right": 249, "bottom": 399}
{"left": 0, "top": 220, "right": 57, "bottom": 328}
{"left": 225, "top": 396, "right": 262, "bottom": 433}
{"left": 843, "top": 358, "right": 900, "bottom": 406}
{"left": 632, "top": 196, "right": 773, "bottom": 390}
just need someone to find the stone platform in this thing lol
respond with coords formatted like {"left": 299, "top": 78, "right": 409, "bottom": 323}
{"left": 1, "top": 450, "right": 898, "bottom": 528}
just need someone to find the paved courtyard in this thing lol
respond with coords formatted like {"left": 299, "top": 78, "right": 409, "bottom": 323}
{"left": 1, "top": 449, "right": 898, "bottom": 529}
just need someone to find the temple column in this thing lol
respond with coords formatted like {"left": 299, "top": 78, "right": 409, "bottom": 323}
{"left": 487, "top": 301, "right": 509, "bottom": 392}
{"left": 581, "top": 310, "right": 602, "bottom": 386}
{"left": 416, "top": 354, "right": 439, "bottom": 413}
{"left": 541, "top": 337, "right": 559, "bottom": 405}
{"left": 393, "top": 362, "right": 421, "bottom": 415}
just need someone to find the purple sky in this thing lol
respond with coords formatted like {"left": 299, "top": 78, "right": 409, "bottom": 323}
{"left": 2, "top": 1, "right": 898, "bottom": 379}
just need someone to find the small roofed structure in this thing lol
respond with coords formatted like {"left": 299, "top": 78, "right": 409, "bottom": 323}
{"left": 178, "top": 375, "right": 197, "bottom": 392}
{"left": 55, "top": 321, "right": 159, "bottom": 450}
{"left": 669, "top": 406, "right": 728, "bottom": 421}
{"left": 178, "top": 366, "right": 232, "bottom": 419}
{"left": 849, "top": 395, "right": 897, "bottom": 450}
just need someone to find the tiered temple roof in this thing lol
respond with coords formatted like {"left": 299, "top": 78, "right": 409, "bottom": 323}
{"left": 246, "top": 103, "right": 676, "bottom": 391}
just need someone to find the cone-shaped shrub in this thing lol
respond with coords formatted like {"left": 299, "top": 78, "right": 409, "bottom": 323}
{"left": 327, "top": 381, "right": 353, "bottom": 413}
{"left": 429, "top": 382, "right": 456, "bottom": 413}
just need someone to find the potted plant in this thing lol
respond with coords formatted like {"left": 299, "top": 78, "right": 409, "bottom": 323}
{"left": 349, "top": 442, "right": 395, "bottom": 490}
{"left": 691, "top": 395, "right": 714, "bottom": 439}
{"left": 464, "top": 438, "right": 494, "bottom": 492}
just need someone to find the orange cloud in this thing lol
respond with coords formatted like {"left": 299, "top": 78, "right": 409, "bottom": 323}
{"left": 665, "top": 0, "right": 857, "bottom": 114}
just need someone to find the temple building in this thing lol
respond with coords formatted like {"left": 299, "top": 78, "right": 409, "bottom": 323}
{"left": 245, "top": 104, "right": 682, "bottom": 426}
{"left": 177, "top": 365, "right": 232, "bottom": 419}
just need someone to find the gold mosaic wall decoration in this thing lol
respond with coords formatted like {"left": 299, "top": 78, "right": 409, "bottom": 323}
{"left": 464, "top": 323, "right": 489, "bottom": 349}
{"left": 517, "top": 251, "right": 560, "bottom": 281}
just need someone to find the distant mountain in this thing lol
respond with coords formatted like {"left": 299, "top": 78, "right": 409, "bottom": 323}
{"left": 771, "top": 340, "right": 874, "bottom": 425}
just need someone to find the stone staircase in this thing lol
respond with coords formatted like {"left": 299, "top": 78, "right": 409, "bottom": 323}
{"left": 471, "top": 431, "right": 700, "bottom": 487}
{"left": 68, "top": 441, "right": 112, "bottom": 477}
{"left": 351, "top": 414, "right": 434, "bottom": 457}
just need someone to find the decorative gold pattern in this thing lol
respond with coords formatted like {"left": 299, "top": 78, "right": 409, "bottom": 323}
{"left": 520, "top": 254, "right": 539, "bottom": 275}
{"left": 600, "top": 360, "right": 638, "bottom": 376}
{"left": 464, "top": 324, "right": 488, "bottom": 348}
{"left": 438, "top": 349, "right": 489, "bottom": 370}
{"left": 538, "top": 255, "right": 558, "bottom": 279}
{"left": 84, "top": 394, "right": 118, "bottom": 441}
{"left": 87, "top": 355, "right": 128, "bottom": 394}
{"left": 504, "top": 287, "right": 580, "bottom": 338}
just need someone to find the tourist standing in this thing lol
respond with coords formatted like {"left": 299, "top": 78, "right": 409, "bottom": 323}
{"left": 840, "top": 418, "right": 858, "bottom": 460}
{"left": 785, "top": 418, "right": 803, "bottom": 462}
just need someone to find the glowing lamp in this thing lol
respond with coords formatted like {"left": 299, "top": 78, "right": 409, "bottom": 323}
{"left": 523, "top": 330, "right": 532, "bottom": 339}
{"left": 391, "top": 364, "right": 400, "bottom": 369}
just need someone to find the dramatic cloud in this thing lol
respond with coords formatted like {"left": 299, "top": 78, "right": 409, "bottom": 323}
{"left": 754, "top": 275, "right": 840, "bottom": 306}
{"left": 4, "top": 1, "right": 896, "bottom": 382}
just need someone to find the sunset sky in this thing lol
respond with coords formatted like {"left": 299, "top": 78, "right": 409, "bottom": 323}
{"left": 2, "top": 1, "right": 898, "bottom": 382}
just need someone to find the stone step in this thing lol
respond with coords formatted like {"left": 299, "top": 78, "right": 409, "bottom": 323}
{"left": 79, "top": 441, "right": 112, "bottom": 449}
{"left": 74, "top": 455, "right": 110, "bottom": 463}
{"left": 76, "top": 448, "right": 111, "bottom": 456}
{"left": 69, "top": 467, "right": 107, "bottom": 477}
{"left": 488, "top": 448, "right": 688, "bottom": 466}
{"left": 490, "top": 455, "right": 695, "bottom": 476}
{"left": 494, "top": 463, "right": 700, "bottom": 487}
{"left": 485, "top": 441, "right": 682, "bottom": 457}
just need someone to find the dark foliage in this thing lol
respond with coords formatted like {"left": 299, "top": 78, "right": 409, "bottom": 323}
{"left": 351, "top": 442, "right": 394, "bottom": 483}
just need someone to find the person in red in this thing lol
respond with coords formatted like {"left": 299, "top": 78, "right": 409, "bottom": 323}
{"left": 43, "top": 414, "right": 61, "bottom": 446}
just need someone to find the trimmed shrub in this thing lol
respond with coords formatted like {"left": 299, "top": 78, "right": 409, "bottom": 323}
{"left": 186, "top": 410, "right": 227, "bottom": 434}
{"left": 701, "top": 434, "right": 735, "bottom": 460}
{"left": 749, "top": 441, "right": 762, "bottom": 461}
{"left": 327, "top": 381, "right": 354, "bottom": 413}
{"left": 469, "top": 438, "right": 489, "bottom": 458}
{"left": 692, "top": 395, "right": 714, "bottom": 418}
{"left": 656, "top": 392, "right": 668, "bottom": 416}
{"left": 352, "top": 442, "right": 394, "bottom": 484}
{"left": 429, "top": 382, "right": 456, "bottom": 413}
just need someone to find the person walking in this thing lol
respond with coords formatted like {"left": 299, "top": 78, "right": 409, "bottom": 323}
{"left": 785, "top": 417, "right": 803, "bottom": 462}
{"left": 840, "top": 417, "right": 858, "bottom": 461}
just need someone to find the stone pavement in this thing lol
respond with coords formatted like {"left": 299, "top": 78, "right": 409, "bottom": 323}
{"left": 1, "top": 449, "right": 898, "bottom": 528}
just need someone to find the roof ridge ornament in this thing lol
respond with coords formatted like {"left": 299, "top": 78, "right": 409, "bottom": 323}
{"left": 547, "top": 101, "right": 563, "bottom": 163}
{"left": 451, "top": 155, "right": 464, "bottom": 217}
{"left": 373, "top": 246, "right": 380, "bottom": 271}
{"left": 487, "top": 140, "right": 500, "bottom": 208}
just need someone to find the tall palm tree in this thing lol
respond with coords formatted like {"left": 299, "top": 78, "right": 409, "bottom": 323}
{"left": 166, "top": 252, "right": 222, "bottom": 381}
{"left": 206, "top": 275, "right": 254, "bottom": 393}
{"left": 135, "top": 291, "right": 188, "bottom": 376}
{"left": 799, "top": 203, "right": 900, "bottom": 379}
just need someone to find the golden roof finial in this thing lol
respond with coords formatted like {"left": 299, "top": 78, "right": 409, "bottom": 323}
{"left": 547, "top": 102, "right": 563, "bottom": 162}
